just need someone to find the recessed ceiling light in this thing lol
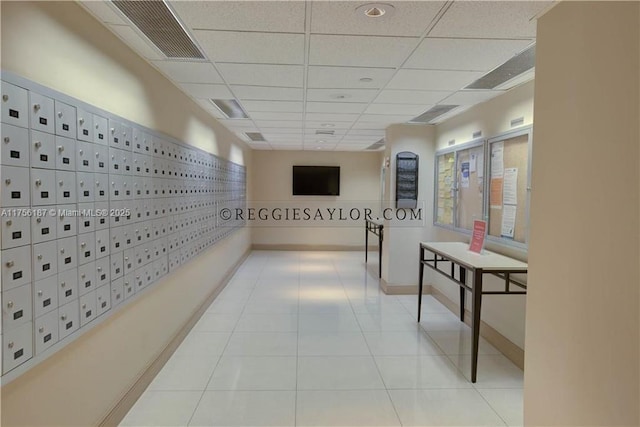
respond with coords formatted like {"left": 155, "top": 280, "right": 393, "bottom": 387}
{"left": 317, "top": 140, "right": 326, "bottom": 143}
{"left": 321, "top": 123, "right": 335, "bottom": 128}
{"left": 356, "top": 3, "right": 395, "bottom": 19}
{"left": 330, "top": 93, "right": 351, "bottom": 100}
{"left": 359, "top": 77, "right": 373, "bottom": 83}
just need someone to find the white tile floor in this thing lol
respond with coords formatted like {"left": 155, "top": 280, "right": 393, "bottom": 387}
{"left": 120, "top": 251, "right": 524, "bottom": 427}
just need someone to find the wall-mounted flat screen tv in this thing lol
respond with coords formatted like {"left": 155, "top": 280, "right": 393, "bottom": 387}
{"left": 292, "top": 166, "right": 340, "bottom": 196}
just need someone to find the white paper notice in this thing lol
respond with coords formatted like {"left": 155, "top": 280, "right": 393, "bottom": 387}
{"left": 491, "top": 142, "right": 504, "bottom": 178}
{"left": 477, "top": 152, "right": 484, "bottom": 178}
{"left": 469, "top": 152, "right": 477, "bottom": 172}
{"left": 501, "top": 204, "right": 516, "bottom": 238}
{"left": 503, "top": 168, "right": 518, "bottom": 205}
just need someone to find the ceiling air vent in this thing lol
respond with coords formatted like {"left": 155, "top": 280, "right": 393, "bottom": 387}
{"left": 245, "top": 132, "right": 265, "bottom": 142}
{"left": 409, "top": 105, "right": 459, "bottom": 124}
{"left": 465, "top": 45, "right": 536, "bottom": 90}
{"left": 210, "top": 99, "right": 249, "bottom": 119}
{"left": 315, "top": 130, "right": 335, "bottom": 136}
{"left": 366, "top": 139, "right": 385, "bottom": 150}
{"left": 111, "top": 0, "right": 205, "bottom": 59}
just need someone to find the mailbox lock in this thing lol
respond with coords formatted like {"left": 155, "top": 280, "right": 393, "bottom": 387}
{"left": 8, "top": 342, "right": 14, "bottom": 349}
{"left": 81, "top": 242, "right": 86, "bottom": 247}
{"left": 5, "top": 179, "right": 10, "bottom": 185}
{"left": 58, "top": 111, "right": 63, "bottom": 118}
{"left": 61, "top": 282, "right": 66, "bottom": 288}
{"left": 36, "top": 218, "right": 42, "bottom": 224}
{"left": 38, "top": 290, "right": 43, "bottom": 297}
{"left": 35, "top": 179, "right": 41, "bottom": 186}
{"left": 34, "top": 140, "right": 41, "bottom": 148}
{"left": 39, "top": 327, "right": 45, "bottom": 333}
{"left": 7, "top": 301, "right": 14, "bottom": 309}
{"left": 59, "top": 180, "right": 64, "bottom": 186}
{"left": 6, "top": 260, "right": 14, "bottom": 267}
{"left": 37, "top": 254, "right": 43, "bottom": 260}
{"left": 58, "top": 145, "right": 64, "bottom": 152}
{"left": 60, "top": 248, "right": 65, "bottom": 254}
{"left": 97, "top": 267, "right": 102, "bottom": 272}
{"left": 3, "top": 137, "right": 9, "bottom": 143}
{"left": 61, "top": 314, "right": 67, "bottom": 321}
{"left": 6, "top": 220, "right": 12, "bottom": 226}
{"left": 82, "top": 304, "right": 86, "bottom": 309}
{"left": 34, "top": 103, "right": 41, "bottom": 111}
{"left": 79, "top": 118, "right": 84, "bottom": 125}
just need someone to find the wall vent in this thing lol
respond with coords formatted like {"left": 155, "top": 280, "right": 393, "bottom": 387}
{"left": 465, "top": 45, "right": 535, "bottom": 90}
{"left": 111, "top": 0, "right": 205, "bottom": 59}
{"left": 315, "top": 130, "right": 335, "bottom": 136}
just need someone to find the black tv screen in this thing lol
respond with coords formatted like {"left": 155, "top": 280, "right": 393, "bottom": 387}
{"left": 293, "top": 166, "right": 340, "bottom": 196}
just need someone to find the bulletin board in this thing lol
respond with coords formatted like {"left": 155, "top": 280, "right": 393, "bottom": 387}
{"left": 488, "top": 131, "right": 531, "bottom": 244}
{"left": 455, "top": 145, "right": 485, "bottom": 230}
{"left": 435, "top": 151, "right": 455, "bottom": 226}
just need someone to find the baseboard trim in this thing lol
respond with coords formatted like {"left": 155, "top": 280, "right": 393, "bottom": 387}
{"left": 380, "top": 280, "right": 432, "bottom": 295}
{"left": 99, "top": 248, "right": 251, "bottom": 427}
{"left": 429, "top": 286, "right": 525, "bottom": 370}
{"left": 252, "top": 244, "right": 376, "bottom": 251}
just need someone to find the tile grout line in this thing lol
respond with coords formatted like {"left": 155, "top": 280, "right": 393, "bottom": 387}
{"left": 185, "top": 251, "right": 265, "bottom": 427}
{"left": 294, "top": 250, "right": 301, "bottom": 426}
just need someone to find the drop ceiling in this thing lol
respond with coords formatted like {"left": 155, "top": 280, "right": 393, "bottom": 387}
{"left": 79, "top": 1, "right": 551, "bottom": 151}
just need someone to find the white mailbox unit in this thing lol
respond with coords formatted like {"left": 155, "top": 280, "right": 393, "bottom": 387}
{"left": 0, "top": 74, "right": 246, "bottom": 381}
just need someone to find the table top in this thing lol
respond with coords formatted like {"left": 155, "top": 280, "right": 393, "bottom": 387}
{"left": 420, "top": 241, "right": 528, "bottom": 272}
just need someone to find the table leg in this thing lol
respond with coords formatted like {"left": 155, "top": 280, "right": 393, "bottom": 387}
{"left": 365, "top": 224, "right": 368, "bottom": 263}
{"left": 459, "top": 266, "right": 466, "bottom": 322}
{"left": 378, "top": 231, "right": 382, "bottom": 279}
{"left": 418, "top": 246, "right": 424, "bottom": 322}
{"left": 471, "top": 269, "right": 483, "bottom": 383}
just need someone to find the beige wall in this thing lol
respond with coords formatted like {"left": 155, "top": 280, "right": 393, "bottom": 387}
{"left": 251, "top": 150, "right": 382, "bottom": 248}
{"left": 1, "top": 2, "right": 252, "bottom": 426}
{"left": 525, "top": 1, "right": 639, "bottom": 425}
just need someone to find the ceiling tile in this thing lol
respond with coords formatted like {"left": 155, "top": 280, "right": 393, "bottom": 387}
{"left": 358, "top": 114, "right": 415, "bottom": 124}
{"left": 241, "top": 101, "right": 303, "bottom": 113}
{"left": 310, "top": 1, "right": 445, "bottom": 37}
{"left": 263, "top": 128, "right": 304, "bottom": 134}
{"left": 345, "top": 129, "right": 386, "bottom": 136}
{"left": 80, "top": 1, "right": 128, "bottom": 25}
{"left": 217, "top": 64, "right": 304, "bottom": 87}
{"left": 262, "top": 134, "right": 303, "bottom": 140}
{"left": 194, "top": 99, "right": 226, "bottom": 119}
{"left": 304, "top": 113, "right": 361, "bottom": 122}
{"left": 351, "top": 121, "right": 388, "bottom": 130}
{"left": 194, "top": 31, "right": 305, "bottom": 64}
{"left": 108, "top": 25, "right": 163, "bottom": 60}
{"left": 305, "top": 121, "right": 354, "bottom": 129}
{"left": 303, "top": 129, "right": 347, "bottom": 136}
{"left": 306, "top": 102, "right": 368, "bottom": 114}
{"left": 218, "top": 119, "right": 258, "bottom": 129}
{"left": 307, "top": 66, "right": 396, "bottom": 89}
{"left": 232, "top": 86, "right": 303, "bottom": 101}
{"left": 429, "top": 1, "right": 551, "bottom": 39}
{"left": 170, "top": 1, "right": 306, "bottom": 33}
{"left": 309, "top": 35, "right": 417, "bottom": 67}
{"left": 256, "top": 120, "right": 303, "bottom": 129}
{"left": 387, "top": 69, "right": 483, "bottom": 91}
{"left": 374, "top": 89, "right": 450, "bottom": 105}
{"left": 404, "top": 38, "right": 533, "bottom": 71}
{"left": 151, "top": 61, "right": 223, "bottom": 83}
{"left": 249, "top": 144, "right": 272, "bottom": 150}
{"left": 179, "top": 83, "right": 233, "bottom": 99}
{"left": 250, "top": 112, "right": 304, "bottom": 121}
{"left": 306, "top": 88, "right": 379, "bottom": 103}
{"left": 439, "top": 90, "right": 504, "bottom": 105}
{"left": 365, "top": 103, "right": 430, "bottom": 115}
